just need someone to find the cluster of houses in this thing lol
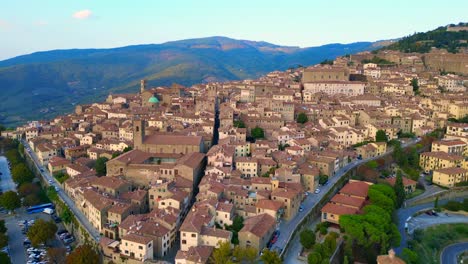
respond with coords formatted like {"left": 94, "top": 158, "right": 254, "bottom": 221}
{"left": 1, "top": 49, "right": 467, "bottom": 263}
{"left": 421, "top": 123, "right": 468, "bottom": 188}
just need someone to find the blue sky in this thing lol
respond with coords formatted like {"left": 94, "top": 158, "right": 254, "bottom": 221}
{"left": 0, "top": 0, "right": 466, "bottom": 60}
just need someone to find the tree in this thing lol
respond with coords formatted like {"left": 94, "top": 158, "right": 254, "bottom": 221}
{"left": 0, "top": 233, "right": 8, "bottom": 248}
{"left": 61, "top": 207, "right": 74, "bottom": 224}
{"left": 0, "top": 220, "right": 7, "bottom": 233}
{"left": 123, "top": 146, "right": 132, "bottom": 153}
{"left": 368, "top": 184, "right": 396, "bottom": 212}
{"left": 323, "top": 234, "right": 337, "bottom": 256}
{"left": 300, "top": 229, "right": 316, "bottom": 249}
{"left": 48, "top": 247, "right": 67, "bottom": 264}
{"left": 407, "top": 147, "right": 419, "bottom": 167}
{"left": 411, "top": 78, "right": 419, "bottom": 94}
{"left": 27, "top": 219, "right": 58, "bottom": 247}
{"left": 23, "top": 194, "right": 41, "bottom": 206}
{"left": 260, "top": 249, "right": 282, "bottom": 264}
{"left": 394, "top": 170, "right": 406, "bottom": 208}
{"left": 210, "top": 241, "right": 232, "bottom": 264}
{"left": 308, "top": 252, "right": 322, "bottom": 264}
{"left": 233, "top": 120, "right": 246, "bottom": 128}
{"left": 375, "top": 130, "right": 388, "bottom": 142}
{"left": 66, "top": 244, "right": 100, "bottom": 264}
{"left": 18, "top": 182, "right": 40, "bottom": 197}
{"left": 94, "top": 157, "right": 109, "bottom": 176}
{"left": 297, "top": 112, "right": 309, "bottom": 124}
{"left": 402, "top": 248, "right": 420, "bottom": 264}
{"left": 319, "top": 174, "right": 328, "bottom": 185}
{"left": 225, "top": 216, "right": 244, "bottom": 244}
{"left": 47, "top": 186, "right": 59, "bottom": 202}
{"left": 233, "top": 246, "right": 257, "bottom": 264}
{"left": 0, "top": 252, "right": 11, "bottom": 264}
{"left": 251, "top": 127, "right": 265, "bottom": 139}
{"left": 0, "top": 191, "right": 21, "bottom": 211}
{"left": 11, "top": 163, "right": 34, "bottom": 185}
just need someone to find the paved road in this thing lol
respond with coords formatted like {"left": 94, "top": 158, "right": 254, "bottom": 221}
{"left": 405, "top": 174, "right": 444, "bottom": 205}
{"left": 277, "top": 138, "right": 421, "bottom": 258}
{"left": 406, "top": 213, "right": 468, "bottom": 235}
{"left": 0, "top": 156, "right": 16, "bottom": 193}
{"left": 441, "top": 242, "right": 468, "bottom": 264}
{"left": 395, "top": 198, "right": 464, "bottom": 255}
{"left": 21, "top": 140, "right": 101, "bottom": 241}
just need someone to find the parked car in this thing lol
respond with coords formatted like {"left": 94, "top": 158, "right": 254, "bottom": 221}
{"left": 314, "top": 188, "right": 321, "bottom": 194}
{"left": 299, "top": 204, "right": 304, "bottom": 212}
{"left": 63, "top": 237, "right": 75, "bottom": 244}
{"left": 57, "top": 229, "right": 68, "bottom": 235}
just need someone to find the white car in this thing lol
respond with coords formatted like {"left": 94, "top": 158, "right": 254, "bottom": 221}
{"left": 27, "top": 248, "right": 38, "bottom": 253}
{"left": 314, "top": 188, "right": 321, "bottom": 194}
{"left": 48, "top": 180, "right": 53, "bottom": 184}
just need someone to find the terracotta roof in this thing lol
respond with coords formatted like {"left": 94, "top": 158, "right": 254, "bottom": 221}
{"left": 331, "top": 194, "right": 365, "bottom": 208}
{"left": 339, "top": 181, "right": 372, "bottom": 198}
{"left": 321, "top": 202, "right": 359, "bottom": 215}
{"left": 121, "top": 233, "right": 152, "bottom": 245}
{"left": 200, "top": 226, "right": 231, "bottom": 239}
{"left": 386, "top": 177, "right": 417, "bottom": 186}
{"left": 239, "top": 214, "right": 276, "bottom": 238}
{"left": 256, "top": 199, "right": 284, "bottom": 211}
{"left": 90, "top": 177, "right": 130, "bottom": 190}
{"left": 144, "top": 134, "right": 202, "bottom": 146}
{"left": 434, "top": 167, "right": 468, "bottom": 175}
{"left": 420, "top": 151, "right": 464, "bottom": 161}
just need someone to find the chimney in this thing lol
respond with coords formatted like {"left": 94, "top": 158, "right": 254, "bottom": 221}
{"left": 388, "top": 248, "right": 395, "bottom": 259}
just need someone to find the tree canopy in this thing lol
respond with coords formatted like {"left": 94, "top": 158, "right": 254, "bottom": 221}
{"left": 233, "top": 120, "right": 246, "bottom": 128}
{"left": 260, "top": 249, "right": 282, "bottom": 264}
{"left": 27, "top": 219, "right": 58, "bottom": 247}
{"left": 394, "top": 170, "right": 406, "bottom": 208}
{"left": 48, "top": 247, "right": 67, "bottom": 264}
{"left": 297, "top": 112, "right": 309, "bottom": 124}
{"left": 66, "top": 244, "right": 100, "bottom": 264}
{"left": 94, "top": 157, "right": 108, "bottom": 176}
{"left": 300, "top": 229, "right": 315, "bottom": 249}
{"left": 375, "top": 130, "right": 388, "bottom": 142}
{"left": 251, "top": 127, "right": 265, "bottom": 139}
{"left": 11, "top": 163, "right": 34, "bottom": 185}
{"left": 0, "top": 191, "right": 21, "bottom": 210}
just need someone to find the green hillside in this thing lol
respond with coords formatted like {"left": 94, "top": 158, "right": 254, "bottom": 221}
{"left": 383, "top": 22, "right": 467, "bottom": 53}
{"left": 0, "top": 37, "right": 377, "bottom": 126}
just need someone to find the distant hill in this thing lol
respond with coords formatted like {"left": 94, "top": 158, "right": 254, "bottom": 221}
{"left": 383, "top": 22, "right": 467, "bottom": 53}
{"left": 0, "top": 36, "right": 379, "bottom": 126}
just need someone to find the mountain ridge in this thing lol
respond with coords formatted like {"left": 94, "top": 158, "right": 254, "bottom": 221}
{"left": 0, "top": 36, "right": 380, "bottom": 126}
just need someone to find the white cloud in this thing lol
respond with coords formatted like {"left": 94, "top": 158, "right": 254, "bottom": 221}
{"left": 72, "top": 10, "right": 92, "bottom": 20}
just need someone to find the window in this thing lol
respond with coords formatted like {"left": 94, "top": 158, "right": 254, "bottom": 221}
{"left": 191, "top": 234, "right": 196, "bottom": 238}
{"left": 138, "top": 246, "right": 143, "bottom": 250}
{"left": 182, "top": 240, "right": 187, "bottom": 244}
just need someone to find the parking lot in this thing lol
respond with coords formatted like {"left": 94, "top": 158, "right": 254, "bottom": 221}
{"left": 0, "top": 155, "right": 72, "bottom": 263}
{"left": 2, "top": 208, "right": 72, "bottom": 264}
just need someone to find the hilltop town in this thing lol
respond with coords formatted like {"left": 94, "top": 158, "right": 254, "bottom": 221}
{"left": 1, "top": 46, "right": 467, "bottom": 264}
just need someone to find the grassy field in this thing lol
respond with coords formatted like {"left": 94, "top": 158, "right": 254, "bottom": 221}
{"left": 406, "top": 224, "right": 468, "bottom": 264}
{"left": 406, "top": 188, "right": 424, "bottom": 199}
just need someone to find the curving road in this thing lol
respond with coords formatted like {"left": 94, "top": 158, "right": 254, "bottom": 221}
{"left": 395, "top": 198, "right": 465, "bottom": 255}
{"left": 440, "top": 242, "right": 468, "bottom": 264}
{"left": 278, "top": 138, "right": 421, "bottom": 261}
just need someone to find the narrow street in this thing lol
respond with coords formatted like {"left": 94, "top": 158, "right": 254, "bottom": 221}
{"left": 21, "top": 140, "right": 101, "bottom": 241}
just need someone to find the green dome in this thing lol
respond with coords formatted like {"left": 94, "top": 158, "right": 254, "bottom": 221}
{"left": 148, "top": 96, "right": 159, "bottom": 104}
